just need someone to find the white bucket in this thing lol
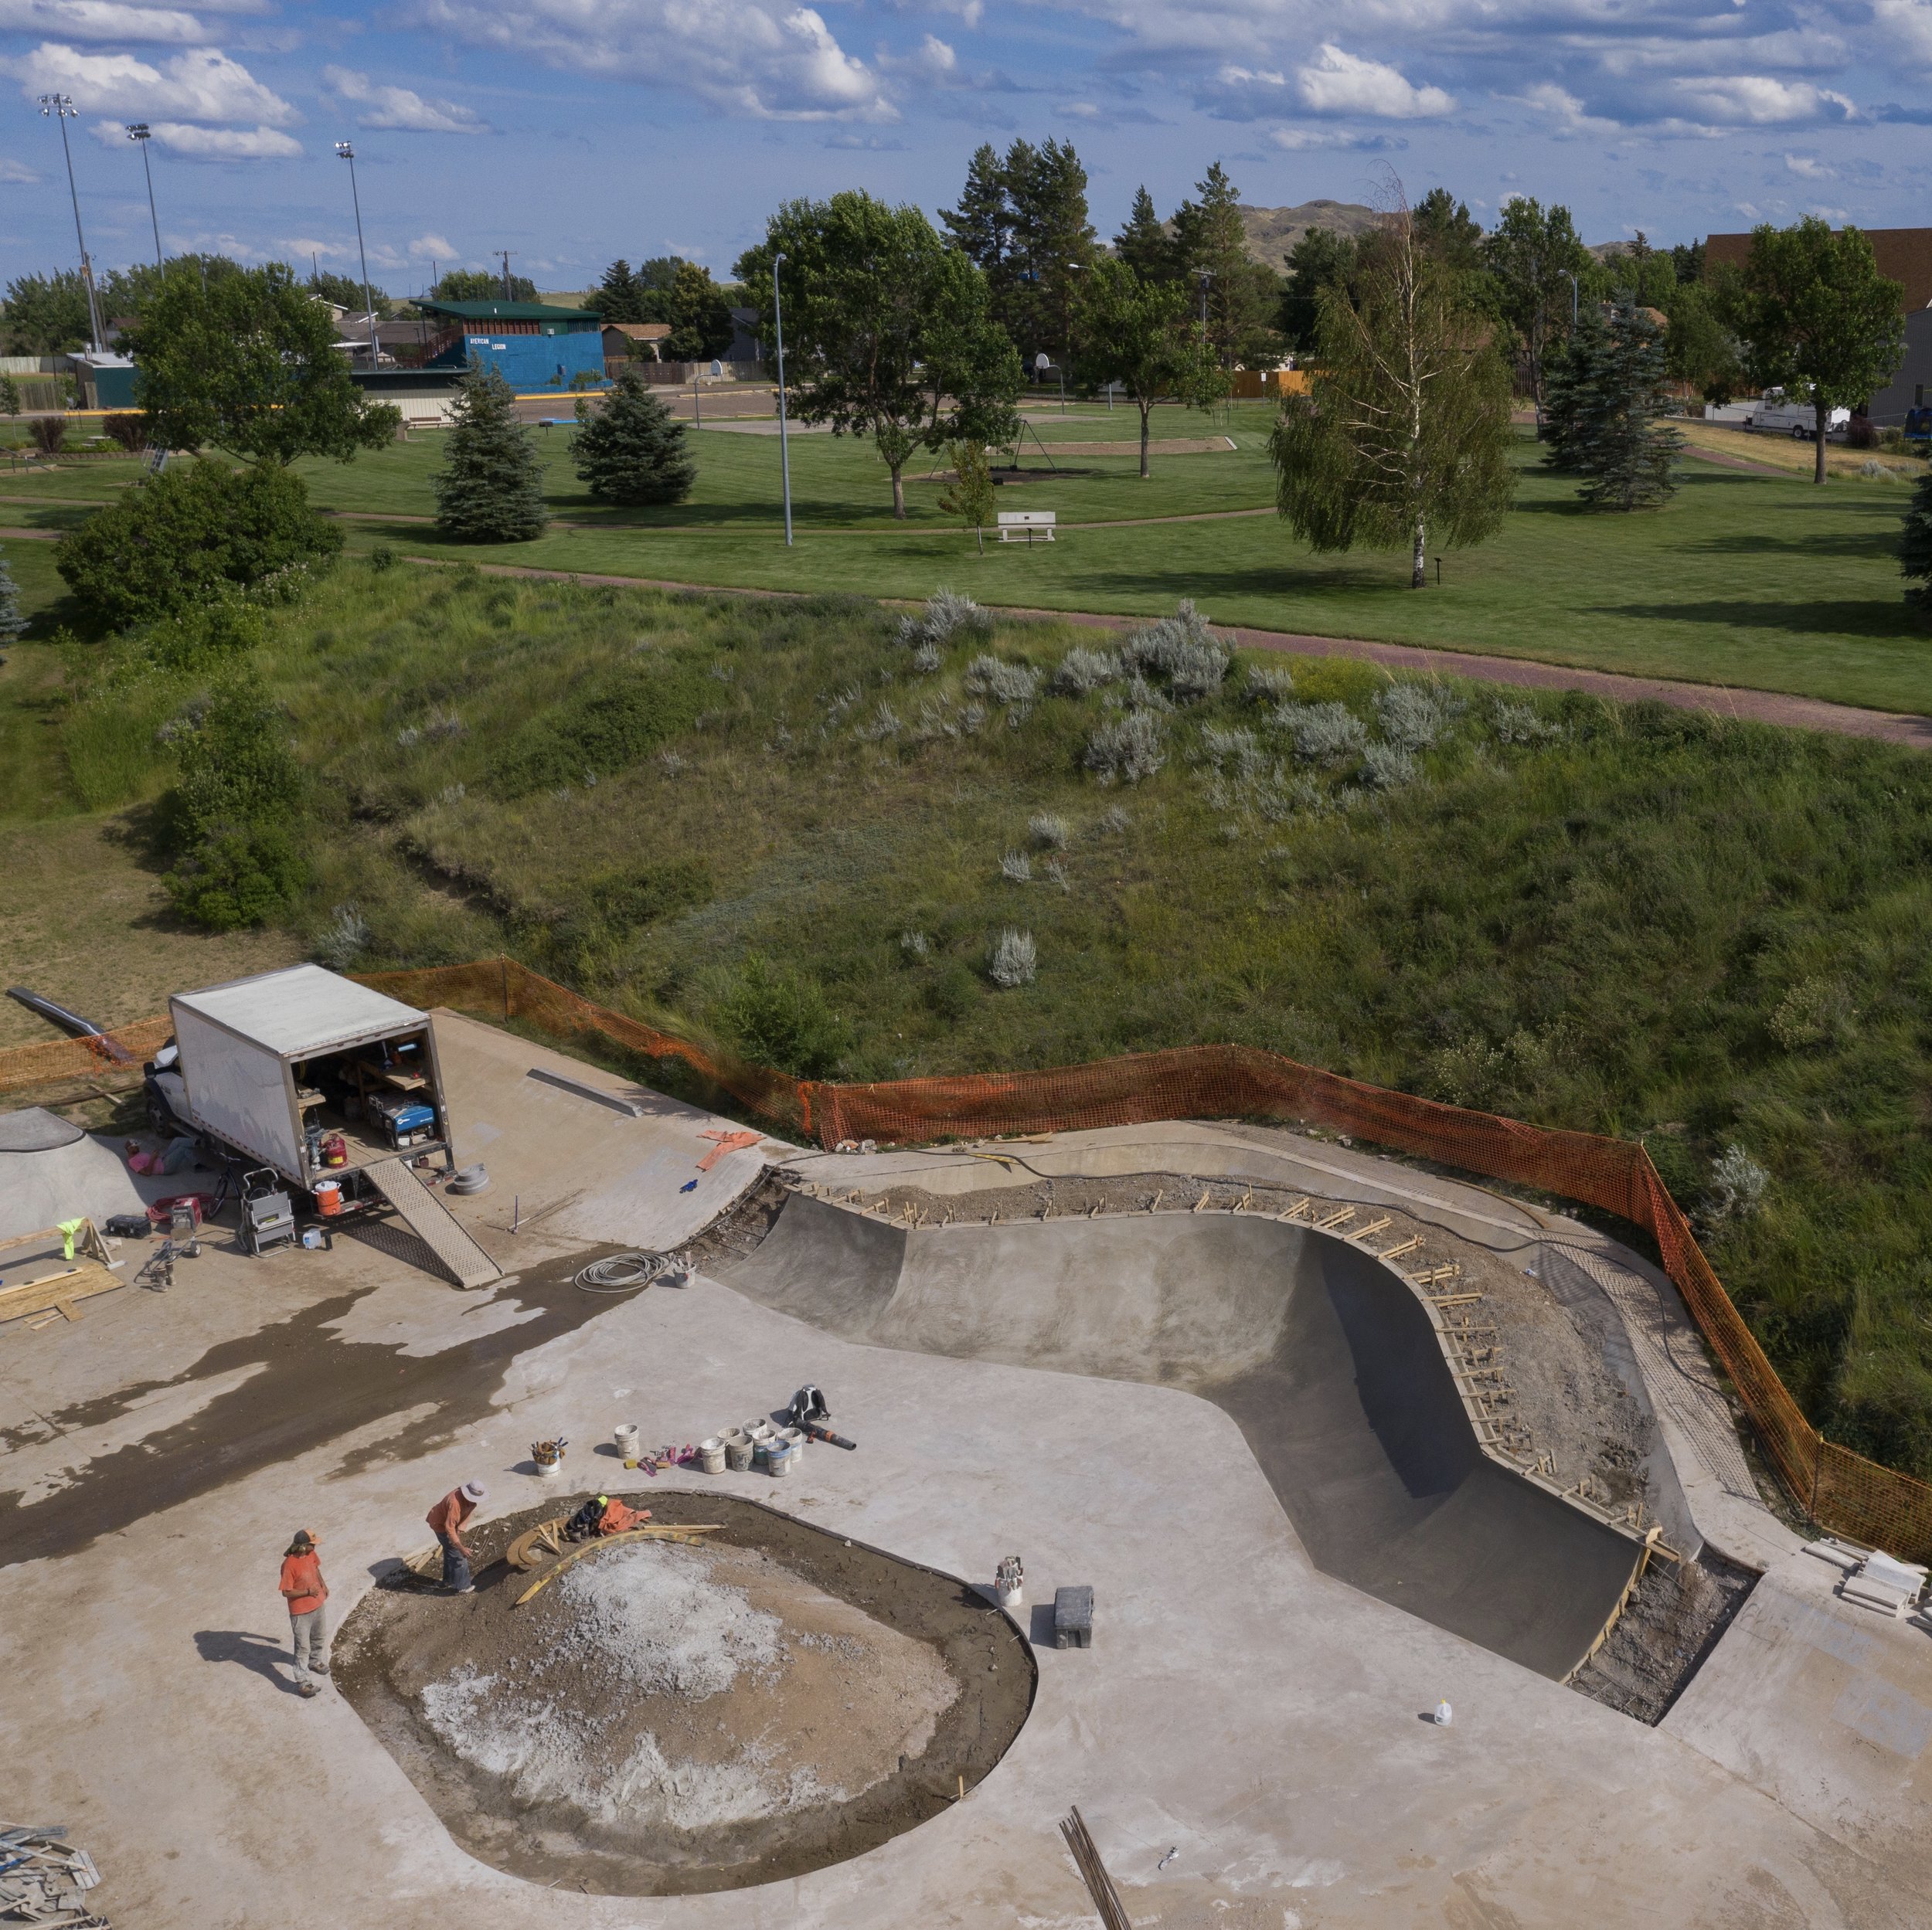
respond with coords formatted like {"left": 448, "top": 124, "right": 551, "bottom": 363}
{"left": 995, "top": 1580, "right": 1023, "bottom": 1611}
{"left": 777, "top": 1426, "right": 805, "bottom": 1453}
{"left": 725, "top": 1437, "right": 754, "bottom": 1473}
{"left": 614, "top": 1423, "right": 640, "bottom": 1459}
{"left": 699, "top": 1436, "right": 726, "bottom": 1473}
{"left": 744, "top": 1419, "right": 774, "bottom": 1442}
{"left": 767, "top": 1441, "right": 796, "bottom": 1479}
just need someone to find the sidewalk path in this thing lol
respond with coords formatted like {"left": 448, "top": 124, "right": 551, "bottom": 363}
{"left": 401, "top": 553, "right": 1932, "bottom": 748}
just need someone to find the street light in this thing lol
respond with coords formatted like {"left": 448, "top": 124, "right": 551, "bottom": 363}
{"left": 1195, "top": 267, "right": 1215, "bottom": 341}
{"left": 39, "top": 95, "right": 103, "bottom": 352}
{"left": 333, "top": 141, "right": 380, "bottom": 369}
{"left": 1558, "top": 268, "right": 1579, "bottom": 329}
{"left": 772, "top": 252, "right": 793, "bottom": 549}
{"left": 125, "top": 124, "right": 161, "bottom": 269}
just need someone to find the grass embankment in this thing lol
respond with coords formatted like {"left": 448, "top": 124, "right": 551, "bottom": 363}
{"left": 22, "top": 557, "right": 1932, "bottom": 1476}
{"left": 1, "top": 409, "right": 1924, "bottom": 709}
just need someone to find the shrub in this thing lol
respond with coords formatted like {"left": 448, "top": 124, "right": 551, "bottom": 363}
{"left": 488, "top": 656, "right": 712, "bottom": 797}
{"left": 0, "top": 549, "right": 22, "bottom": 643}
{"left": 988, "top": 927, "right": 1037, "bottom": 987}
{"left": 1029, "top": 812, "right": 1070, "bottom": 849}
{"left": 712, "top": 954, "right": 847, "bottom": 1077}
{"left": 1492, "top": 700, "right": 1560, "bottom": 745}
{"left": 1288, "top": 701, "right": 1368, "bottom": 765}
{"left": 571, "top": 364, "right": 696, "bottom": 506}
{"left": 1246, "top": 664, "right": 1295, "bottom": 703}
{"left": 56, "top": 459, "right": 342, "bottom": 630}
{"left": 1084, "top": 709, "right": 1165, "bottom": 783}
{"left": 1049, "top": 644, "right": 1121, "bottom": 695}
{"left": 100, "top": 413, "right": 147, "bottom": 452}
{"left": 586, "top": 858, "right": 712, "bottom": 929}
{"left": 145, "top": 598, "right": 269, "bottom": 671}
{"left": 900, "top": 929, "right": 930, "bottom": 960}
{"left": 29, "top": 415, "right": 65, "bottom": 456}
{"left": 927, "top": 959, "right": 976, "bottom": 1021}
{"left": 1000, "top": 850, "right": 1032, "bottom": 882}
{"left": 1769, "top": 977, "right": 1855, "bottom": 1052}
{"left": 1375, "top": 682, "right": 1456, "bottom": 751}
{"left": 1706, "top": 1144, "right": 1769, "bottom": 1222}
{"left": 158, "top": 682, "right": 309, "bottom": 929}
{"left": 315, "top": 903, "right": 372, "bottom": 970}
{"left": 1845, "top": 416, "right": 1879, "bottom": 450}
{"left": 1359, "top": 741, "right": 1418, "bottom": 789}
{"left": 964, "top": 654, "right": 1038, "bottom": 709}
{"left": 1119, "top": 600, "right": 1230, "bottom": 701}
{"left": 1902, "top": 468, "right": 1932, "bottom": 610}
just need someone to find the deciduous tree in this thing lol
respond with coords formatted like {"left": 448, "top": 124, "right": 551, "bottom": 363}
{"left": 665, "top": 260, "right": 735, "bottom": 362}
{"left": 2, "top": 271, "right": 91, "bottom": 354}
{"left": 739, "top": 192, "right": 1021, "bottom": 517}
{"left": 127, "top": 261, "right": 400, "bottom": 465}
{"left": 1271, "top": 200, "right": 1515, "bottom": 587}
{"left": 1481, "top": 197, "right": 1590, "bottom": 425}
{"left": 1734, "top": 218, "right": 1905, "bottom": 484}
{"left": 940, "top": 440, "right": 996, "bottom": 553}
{"left": 1072, "top": 258, "right": 1224, "bottom": 477}
{"left": 435, "top": 268, "right": 537, "bottom": 302}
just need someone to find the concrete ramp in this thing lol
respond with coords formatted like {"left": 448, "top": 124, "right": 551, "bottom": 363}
{"left": 0, "top": 1109, "right": 145, "bottom": 1242}
{"left": 718, "top": 1194, "right": 1645, "bottom": 1680}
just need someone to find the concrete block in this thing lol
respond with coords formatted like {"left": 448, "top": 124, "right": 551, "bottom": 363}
{"left": 1054, "top": 1585, "right": 1094, "bottom": 1649}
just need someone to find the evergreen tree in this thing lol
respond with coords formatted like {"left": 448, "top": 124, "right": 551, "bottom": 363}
{"left": 571, "top": 363, "right": 695, "bottom": 505}
{"left": 941, "top": 144, "right": 1009, "bottom": 277}
{"left": 1002, "top": 137, "right": 1097, "bottom": 371}
{"left": 1114, "top": 187, "right": 1172, "bottom": 282}
{"left": 433, "top": 362, "right": 548, "bottom": 541}
{"left": 0, "top": 545, "right": 24, "bottom": 643}
{"left": 1546, "top": 298, "right": 1682, "bottom": 510}
{"left": 594, "top": 260, "right": 647, "bottom": 323}
{"left": 1413, "top": 189, "right": 1483, "bottom": 274}
{"left": 1278, "top": 228, "right": 1356, "bottom": 353}
{"left": 1900, "top": 470, "right": 1932, "bottom": 611}
{"left": 1169, "top": 162, "right": 1278, "bottom": 369}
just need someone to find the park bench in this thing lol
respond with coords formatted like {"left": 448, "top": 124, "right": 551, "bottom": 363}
{"left": 998, "top": 510, "right": 1056, "bottom": 545}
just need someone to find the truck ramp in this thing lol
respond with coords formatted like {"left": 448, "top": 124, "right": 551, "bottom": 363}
{"left": 364, "top": 1157, "right": 502, "bottom": 1289}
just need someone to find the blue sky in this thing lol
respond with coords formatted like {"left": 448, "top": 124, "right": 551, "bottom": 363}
{"left": 0, "top": 0, "right": 1927, "bottom": 294}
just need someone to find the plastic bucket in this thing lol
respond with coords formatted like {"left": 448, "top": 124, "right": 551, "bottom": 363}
{"left": 744, "top": 1420, "right": 774, "bottom": 1442}
{"left": 777, "top": 1427, "right": 805, "bottom": 1453}
{"left": 767, "top": 1441, "right": 796, "bottom": 1479}
{"left": 314, "top": 1180, "right": 342, "bottom": 1218}
{"left": 699, "top": 1436, "right": 726, "bottom": 1474}
{"left": 724, "top": 1434, "right": 754, "bottom": 1473}
{"left": 614, "top": 1424, "right": 640, "bottom": 1459}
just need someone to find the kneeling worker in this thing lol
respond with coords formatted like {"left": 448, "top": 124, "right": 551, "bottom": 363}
{"left": 427, "top": 1480, "right": 487, "bottom": 1594}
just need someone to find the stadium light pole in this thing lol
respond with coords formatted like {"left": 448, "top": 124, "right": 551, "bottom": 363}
{"left": 40, "top": 94, "right": 103, "bottom": 352}
{"left": 773, "top": 252, "right": 793, "bottom": 549}
{"left": 126, "top": 124, "right": 161, "bottom": 268}
{"left": 1559, "top": 268, "right": 1579, "bottom": 330}
{"left": 333, "top": 141, "right": 380, "bottom": 367}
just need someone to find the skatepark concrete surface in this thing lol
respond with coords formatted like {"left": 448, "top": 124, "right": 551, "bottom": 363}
{"left": 2, "top": 1039, "right": 1930, "bottom": 1927}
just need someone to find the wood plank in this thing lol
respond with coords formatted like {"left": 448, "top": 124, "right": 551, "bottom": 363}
{"left": 0, "top": 1261, "right": 123, "bottom": 1324}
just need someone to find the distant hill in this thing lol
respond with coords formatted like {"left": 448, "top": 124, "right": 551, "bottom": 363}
{"left": 1239, "top": 200, "right": 1382, "bottom": 269}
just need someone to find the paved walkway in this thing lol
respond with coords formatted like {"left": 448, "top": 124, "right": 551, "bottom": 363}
{"left": 400, "top": 554, "right": 1932, "bottom": 748}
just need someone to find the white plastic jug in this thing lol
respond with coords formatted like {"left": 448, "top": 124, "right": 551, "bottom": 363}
{"left": 1434, "top": 1700, "right": 1453, "bottom": 1727}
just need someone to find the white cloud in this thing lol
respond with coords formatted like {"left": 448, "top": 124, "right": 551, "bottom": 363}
{"left": 0, "top": 0, "right": 206, "bottom": 42}
{"left": 1784, "top": 152, "right": 1832, "bottom": 178}
{"left": 6, "top": 41, "right": 294, "bottom": 123}
{"left": 1296, "top": 43, "right": 1454, "bottom": 119}
{"left": 409, "top": 233, "right": 455, "bottom": 257}
{"left": 876, "top": 32, "right": 954, "bottom": 79}
{"left": 0, "top": 154, "right": 38, "bottom": 179}
{"left": 1269, "top": 124, "right": 1405, "bottom": 151}
{"left": 1509, "top": 81, "right": 1617, "bottom": 136}
{"left": 1872, "top": 0, "right": 1932, "bottom": 68}
{"left": 1668, "top": 75, "right": 1854, "bottom": 125}
{"left": 141, "top": 118, "right": 296, "bottom": 155}
{"left": 410, "top": 0, "right": 893, "bottom": 119}
{"left": 324, "top": 64, "right": 488, "bottom": 134}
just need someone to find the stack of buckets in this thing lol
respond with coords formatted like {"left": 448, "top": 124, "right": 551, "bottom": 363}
{"left": 713, "top": 1420, "right": 801, "bottom": 1477}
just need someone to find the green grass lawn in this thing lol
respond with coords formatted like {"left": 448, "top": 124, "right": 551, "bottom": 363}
{"left": 2, "top": 408, "right": 1924, "bottom": 712}
{"left": 26, "top": 560, "right": 1930, "bottom": 1480}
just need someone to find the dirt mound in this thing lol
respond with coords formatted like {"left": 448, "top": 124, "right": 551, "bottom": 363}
{"left": 335, "top": 1491, "right": 1034, "bottom": 1895}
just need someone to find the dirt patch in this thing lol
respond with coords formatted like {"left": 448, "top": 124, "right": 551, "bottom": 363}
{"left": 332, "top": 1489, "right": 1035, "bottom": 1894}
{"left": 1571, "top": 1547, "right": 1757, "bottom": 1724}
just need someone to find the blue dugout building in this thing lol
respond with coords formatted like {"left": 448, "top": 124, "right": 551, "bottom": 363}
{"left": 417, "top": 298, "right": 607, "bottom": 392}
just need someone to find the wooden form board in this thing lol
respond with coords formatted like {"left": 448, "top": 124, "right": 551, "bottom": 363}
{"left": 0, "top": 1220, "right": 124, "bottom": 1324}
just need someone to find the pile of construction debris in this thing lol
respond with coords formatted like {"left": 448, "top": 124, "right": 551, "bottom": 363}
{"left": 0, "top": 1823, "right": 108, "bottom": 1927}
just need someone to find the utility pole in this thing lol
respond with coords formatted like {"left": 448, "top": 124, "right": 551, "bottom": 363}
{"left": 773, "top": 252, "right": 793, "bottom": 548}
{"left": 1559, "top": 269, "right": 1579, "bottom": 330}
{"left": 125, "top": 124, "right": 161, "bottom": 269}
{"left": 497, "top": 250, "right": 515, "bottom": 301}
{"left": 40, "top": 95, "right": 103, "bottom": 352}
{"left": 333, "top": 142, "right": 380, "bottom": 368}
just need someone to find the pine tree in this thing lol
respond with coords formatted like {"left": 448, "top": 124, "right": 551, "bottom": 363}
{"left": 1169, "top": 162, "right": 1277, "bottom": 369}
{"left": 1114, "top": 188, "right": 1172, "bottom": 283}
{"left": 433, "top": 362, "right": 548, "bottom": 542}
{"left": 941, "top": 144, "right": 1008, "bottom": 277}
{"left": 0, "top": 546, "right": 23, "bottom": 643}
{"left": 1547, "top": 298, "right": 1682, "bottom": 511}
{"left": 1901, "top": 471, "right": 1932, "bottom": 611}
{"left": 999, "top": 138, "right": 1097, "bottom": 369}
{"left": 571, "top": 364, "right": 696, "bottom": 505}
{"left": 594, "top": 260, "right": 646, "bottom": 324}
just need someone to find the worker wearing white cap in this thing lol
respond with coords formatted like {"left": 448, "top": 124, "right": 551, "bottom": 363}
{"left": 425, "top": 1480, "right": 488, "bottom": 1595}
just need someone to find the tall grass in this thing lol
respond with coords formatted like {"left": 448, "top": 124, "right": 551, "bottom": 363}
{"left": 40, "top": 556, "right": 1932, "bottom": 1478}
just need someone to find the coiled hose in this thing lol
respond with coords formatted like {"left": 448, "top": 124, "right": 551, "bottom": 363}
{"left": 575, "top": 1252, "right": 668, "bottom": 1293}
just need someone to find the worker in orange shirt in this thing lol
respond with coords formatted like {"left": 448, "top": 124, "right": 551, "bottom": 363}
{"left": 427, "top": 1480, "right": 487, "bottom": 1594}
{"left": 278, "top": 1529, "right": 330, "bottom": 1697}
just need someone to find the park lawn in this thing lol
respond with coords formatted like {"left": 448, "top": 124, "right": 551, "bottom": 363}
{"left": 329, "top": 449, "right": 1927, "bottom": 714}
{"left": 26, "top": 560, "right": 1932, "bottom": 1480}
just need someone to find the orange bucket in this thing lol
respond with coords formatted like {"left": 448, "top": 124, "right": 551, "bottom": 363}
{"left": 315, "top": 1179, "right": 342, "bottom": 1218}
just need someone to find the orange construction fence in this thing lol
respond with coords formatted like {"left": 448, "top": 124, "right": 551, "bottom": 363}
{"left": 5, "top": 954, "right": 1927, "bottom": 1558}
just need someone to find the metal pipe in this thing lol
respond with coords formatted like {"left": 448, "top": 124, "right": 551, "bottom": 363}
{"left": 773, "top": 251, "right": 793, "bottom": 548}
